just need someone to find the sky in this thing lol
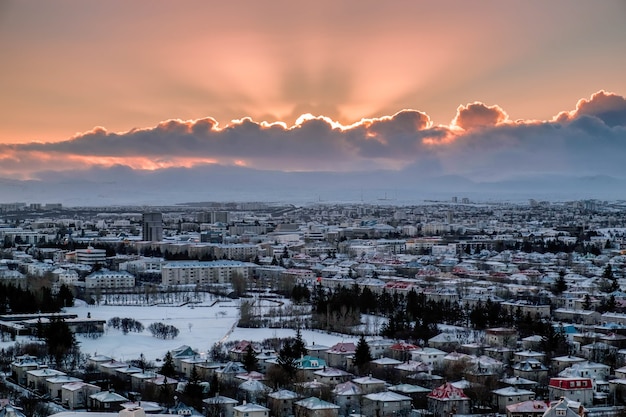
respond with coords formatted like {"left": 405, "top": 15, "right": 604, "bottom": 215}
{"left": 1, "top": 1, "right": 626, "bottom": 200}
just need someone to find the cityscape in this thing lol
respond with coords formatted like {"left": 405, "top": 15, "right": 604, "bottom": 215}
{"left": 1, "top": 1, "right": 626, "bottom": 416}
{"left": 0, "top": 198, "right": 626, "bottom": 416}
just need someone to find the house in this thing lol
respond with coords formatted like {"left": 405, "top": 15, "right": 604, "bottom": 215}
{"left": 548, "top": 377, "right": 593, "bottom": 406}
{"left": 491, "top": 386, "right": 535, "bottom": 413}
{"left": 114, "top": 365, "right": 144, "bottom": 390}
{"left": 521, "top": 335, "right": 543, "bottom": 351}
{"left": 296, "top": 379, "right": 328, "bottom": 399}
{"left": 542, "top": 397, "right": 587, "bottom": 417}
{"left": 120, "top": 401, "right": 163, "bottom": 414}
{"left": 553, "top": 309, "right": 601, "bottom": 325}
{"left": 505, "top": 399, "right": 549, "bottom": 417}
{"left": 61, "top": 381, "right": 101, "bottom": 410}
{"left": 203, "top": 395, "right": 238, "bottom": 417}
{"left": 326, "top": 343, "right": 356, "bottom": 368}
{"left": 579, "top": 342, "right": 617, "bottom": 362}
{"left": 558, "top": 361, "right": 610, "bottom": 385}
{"left": 484, "top": 346, "right": 515, "bottom": 363}
{"left": 513, "top": 359, "right": 548, "bottom": 386}
{"left": 294, "top": 397, "right": 340, "bottom": 417}
{"left": 312, "top": 367, "right": 352, "bottom": 387}
{"left": 85, "top": 354, "right": 113, "bottom": 369}
{"left": 500, "top": 376, "right": 538, "bottom": 391}
{"left": 238, "top": 380, "right": 271, "bottom": 403}
{"left": 501, "top": 300, "right": 551, "bottom": 319}
{"left": 407, "top": 372, "right": 445, "bottom": 389}
{"left": 485, "top": 327, "right": 518, "bottom": 348}
{"left": 10, "top": 355, "right": 40, "bottom": 386}
{"left": 368, "top": 339, "right": 395, "bottom": 359}
{"left": 233, "top": 402, "right": 269, "bottom": 417}
{"left": 99, "top": 360, "right": 131, "bottom": 376}
{"left": 215, "top": 361, "right": 247, "bottom": 382}
{"left": 371, "top": 356, "right": 402, "bottom": 371}
{"left": 26, "top": 368, "right": 65, "bottom": 393}
{"left": 255, "top": 350, "right": 277, "bottom": 373}
{"left": 170, "top": 345, "right": 198, "bottom": 372}
{"left": 410, "top": 347, "right": 446, "bottom": 369}
{"left": 388, "top": 383, "right": 431, "bottom": 409}
{"left": 352, "top": 375, "right": 386, "bottom": 394}
{"left": 305, "top": 343, "right": 331, "bottom": 362}
{"left": 267, "top": 389, "right": 300, "bottom": 417}
{"left": 332, "top": 381, "right": 362, "bottom": 416}
{"left": 427, "top": 382, "right": 471, "bottom": 417}
{"left": 551, "top": 356, "right": 587, "bottom": 373}
{"left": 394, "top": 360, "right": 432, "bottom": 377}
{"left": 389, "top": 342, "right": 420, "bottom": 361}
{"left": 180, "top": 359, "right": 221, "bottom": 380}
{"left": 45, "top": 375, "right": 82, "bottom": 400}
{"left": 428, "top": 332, "right": 472, "bottom": 351}
{"left": 89, "top": 390, "right": 129, "bottom": 411}
{"left": 294, "top": 356, "right": 327, "bottom": 382}
{"left": 362, "top": 391, "right": 413, "bottom": 417}
{"left": 513, "top": 350, "right": 545, "bottom": 364}
{"left": 229, "top": 340, "right": 261, "bottom": 361}
{"left": 130, "top": 372, "right": 178, "bottom": 396}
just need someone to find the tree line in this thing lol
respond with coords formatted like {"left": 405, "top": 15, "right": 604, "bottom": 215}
{"left": 0, "top": 282, "right": 73, "bottom": 314}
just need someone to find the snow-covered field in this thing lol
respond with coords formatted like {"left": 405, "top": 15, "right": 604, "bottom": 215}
{"left": 2, "top": 297, "right": 355, "bottom": 365}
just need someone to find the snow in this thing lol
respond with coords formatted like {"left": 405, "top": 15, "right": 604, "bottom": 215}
{"left": 1, "top": 297, "right": 354, "bottom": 365}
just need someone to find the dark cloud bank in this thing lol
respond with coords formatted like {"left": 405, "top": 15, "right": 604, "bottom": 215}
{"left": 1, "top": 91, "right": 625, "bottom": 205}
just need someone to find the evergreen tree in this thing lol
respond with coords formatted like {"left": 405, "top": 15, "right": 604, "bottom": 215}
{"left": 353, "top": 334, "right": 372, "bottom": 375}
{"left": 183, "top": 366, "right": 204, "bottom": 410}
{"left": 553, "top": 270, "right": 567, "bottom": 295}
{"left": 158, "top": 376, "right": 173, "bottom": 407}
{"left": 539, "top": 322, "right": 569, "bottom": 360}
{"left": 277, "top": 341, "right": 298, "bottom": 381}
{"left": 160, "top": 351, "right": 177, "bottom": 377}
{"left": 58, "top": 284, "right": 74, "bottom": 308}
{"left": 45, "top": 317, "right": 77, "bottom": 368}
{"left": 292, "top": 328, "right": 308, "bottom": 359}
{"left": 242, "top": 344, "right": 259, "bottom": 373}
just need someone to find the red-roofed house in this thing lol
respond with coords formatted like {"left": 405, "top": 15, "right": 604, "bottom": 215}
{"left": 390, "top": 342, "right": 420, "bottom": 361}
{"left": 326, "top": 343, "right": 356, "bottom": 368}
{"left": 229, "top": 340, "right": 261, "bottom": 361}
{"left": 548, "top": 377, "right": 593, "bottom": 406}
{"left": 506, "top": 400, "right": 549, "bottom": 417}
{"left": 427, "top": 382, "right": 471, "bottom": 417}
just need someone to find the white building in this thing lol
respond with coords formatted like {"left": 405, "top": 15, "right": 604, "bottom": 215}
{"left": 53, "top": 268, "right": 80, "bottom": 285}
{"left": 161, "top": 260, "right": 255, "bottom": 286}
{"left": 85, "top": 270, "right": 135, "bottom": 289}
{"left": 71, "top": 247, "right": 107, "bottom": 265}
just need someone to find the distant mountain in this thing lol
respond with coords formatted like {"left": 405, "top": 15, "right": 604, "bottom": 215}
{"left": 0, "top": 165, "right": 624, "bottom": 206}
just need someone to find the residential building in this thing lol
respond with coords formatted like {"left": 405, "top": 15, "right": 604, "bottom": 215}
{"left": 85, "top": 270, "right": 135, "bottom": 290}
{"left": 548, "top": 377, "right": 593, "bottom": 406}
{"left": 161, "top": 260, "right": 254, "bottom": 286}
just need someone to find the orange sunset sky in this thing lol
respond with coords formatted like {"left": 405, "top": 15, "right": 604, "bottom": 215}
{"left": 1, "top": 0, "right": 626, "bottom": 196}
{"left": 1, "top": 0, "right": 625, "bottom": 145}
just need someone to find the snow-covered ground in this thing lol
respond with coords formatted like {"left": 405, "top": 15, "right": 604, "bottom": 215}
{"left": 1, "top": 297, "right": 355, "bottom": 365}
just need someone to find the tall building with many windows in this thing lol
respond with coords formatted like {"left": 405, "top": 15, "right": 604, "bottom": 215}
{"left": 142, "top": 212, "right": 163, "bottom": 241}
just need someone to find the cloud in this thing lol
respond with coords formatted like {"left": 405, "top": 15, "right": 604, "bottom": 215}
{"left": 555, "top": 90, "right": 626, "bottom": 127}
{"left": 452, "top": 102, "right": 509, "bottom": 130}
{"left": 0, "top": 91, "right": 625, "bottom": 183}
